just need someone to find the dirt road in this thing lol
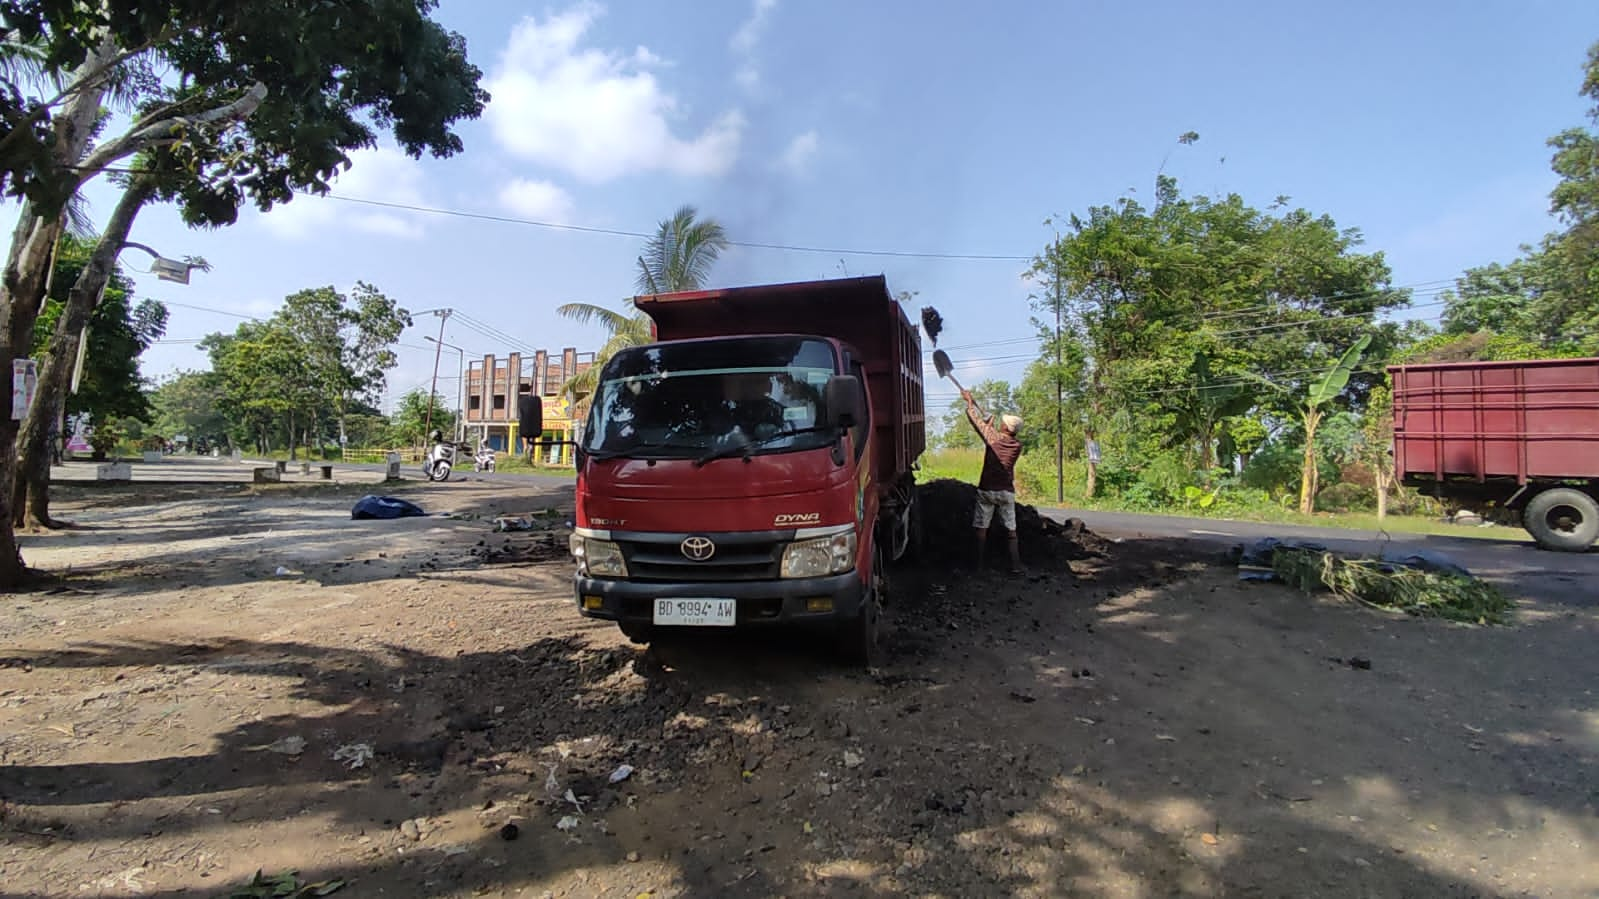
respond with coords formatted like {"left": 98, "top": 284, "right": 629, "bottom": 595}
{"left": 2, "top": 478, "right": 1595, "bottom": 897}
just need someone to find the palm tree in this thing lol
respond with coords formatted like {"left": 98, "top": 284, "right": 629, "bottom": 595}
{"left": 633, "top": 204, "right": 729, "bottom": 294}
{"left": 558, "top": 206, "right": 729, "bottom": 402}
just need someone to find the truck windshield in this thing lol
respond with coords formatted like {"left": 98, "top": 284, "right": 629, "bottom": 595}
{"left": 583, "top": 337, "right": 838, "bottom": 460}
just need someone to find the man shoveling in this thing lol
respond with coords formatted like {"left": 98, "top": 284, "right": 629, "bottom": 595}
{"left": 962, "top": 389, "right": 1024, "bottom": 574}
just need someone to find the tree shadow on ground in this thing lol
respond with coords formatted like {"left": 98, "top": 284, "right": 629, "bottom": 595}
{"left": 2, "top": 536, "right": 1595, "bottom": 897}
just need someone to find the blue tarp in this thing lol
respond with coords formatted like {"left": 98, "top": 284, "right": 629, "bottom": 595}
{"left": 351, "top": 495, "right": 427, "bottom": 520}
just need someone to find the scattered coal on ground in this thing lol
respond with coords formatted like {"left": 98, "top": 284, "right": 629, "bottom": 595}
{"left": 915, "top": 478, "right": 1111, "bottom": 571}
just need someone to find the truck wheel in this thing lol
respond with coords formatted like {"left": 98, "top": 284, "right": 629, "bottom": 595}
{"left": 1523, "top": 488, "right": 1599, "bottom": 552}
{"left": 836, "top": 544, "right": 884, "bottom": 666}
{"left": 619, "top": 622, "right": 654, "bottom": 644}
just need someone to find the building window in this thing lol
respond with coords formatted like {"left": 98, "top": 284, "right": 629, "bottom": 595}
{"left": 469, "top": 396, "right": 481, "bottom": 411}
{"left": 493, "top": 394, "right": 506, "bottom": 410}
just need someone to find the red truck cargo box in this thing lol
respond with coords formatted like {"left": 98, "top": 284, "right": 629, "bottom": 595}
{"left": 1389, "top": 357, "right": 1599, "bottom": 484}
{"left": 635, "top": 276, "right": 926, "bottom": 486}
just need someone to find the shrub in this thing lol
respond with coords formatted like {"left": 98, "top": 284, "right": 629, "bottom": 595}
{"left": 1317, "top": 481, "right": 1375, "bottom": 513}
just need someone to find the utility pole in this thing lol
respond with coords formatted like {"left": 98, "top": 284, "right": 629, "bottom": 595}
{"left": 422, "top": 308, "right": 452, "bottom": 438}
{"left": 1054, "top": 252, "right": 1064, "bottom": 505}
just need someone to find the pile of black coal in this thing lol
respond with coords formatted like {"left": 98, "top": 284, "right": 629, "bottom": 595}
{"left": 914, "top": 479, "right": 1110, "bottom": 571}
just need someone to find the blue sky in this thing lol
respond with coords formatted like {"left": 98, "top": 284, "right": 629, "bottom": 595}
{"left": 67, "top": 0, "right": 1599, "bottom": 411}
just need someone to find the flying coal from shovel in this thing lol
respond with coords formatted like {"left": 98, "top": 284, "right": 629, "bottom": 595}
{"left": 920, "top": 305, "right": 962, "bottom": 392}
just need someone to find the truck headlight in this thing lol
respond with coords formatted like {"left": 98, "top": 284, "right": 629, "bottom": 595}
{"left": 571, "top": 535, "right": 628, "bottom": 578}
{"left": 781, "top": 530, "right": 856, "bottom": 578}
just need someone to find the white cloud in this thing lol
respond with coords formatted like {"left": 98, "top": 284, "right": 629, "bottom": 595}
{"left": 781, "top": 130, "right": 819, "bottom": 174}
{"left": 730, "top": 0, "right": 778, "bottom": 54}
{"left": 484, "top": 4, "right": 743, "bottom": 183}
{"left": 259, "top": 147, "right": 429, "bottom": 240}
{"left": 499, "top": 177, "right": 576, "bottom": 222}
{"left": 730, "top": 0, "right": 778, "bottom": 93}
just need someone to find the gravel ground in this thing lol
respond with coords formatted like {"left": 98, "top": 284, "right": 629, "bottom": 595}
{"left": 1, "top": 478, "right": 1595, "bottom": 898}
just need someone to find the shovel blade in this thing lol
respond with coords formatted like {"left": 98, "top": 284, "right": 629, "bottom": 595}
{"left": 933, "top": 349, "right": 954, "bottom": 379}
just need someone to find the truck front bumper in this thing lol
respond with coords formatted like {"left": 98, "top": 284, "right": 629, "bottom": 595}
{"left": 575, "top": 571, "right": 864, "bottom": 627}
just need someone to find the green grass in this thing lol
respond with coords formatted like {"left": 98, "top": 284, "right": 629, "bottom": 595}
{"left": 918, "top": 447, "right": 1531, "bottom": 543}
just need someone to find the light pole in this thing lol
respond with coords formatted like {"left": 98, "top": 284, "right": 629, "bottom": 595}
{"left": 411, "top": 308, "right": 453, "bottom": 439}
{"left": 424, "top": 335, "right": 466, "bottom": 442}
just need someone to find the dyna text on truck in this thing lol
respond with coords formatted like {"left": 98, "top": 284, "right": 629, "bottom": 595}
{"left": 567, "top": 276, "right": 926, "bottom": 662}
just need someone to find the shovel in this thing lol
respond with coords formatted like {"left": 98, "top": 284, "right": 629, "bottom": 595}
{"left": 932, "top": 348, "right": 964, "bottom": 393}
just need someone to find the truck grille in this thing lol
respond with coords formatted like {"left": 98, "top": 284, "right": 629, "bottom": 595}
{"left": 618, "top": 535, "right": 783, "bottom": 582}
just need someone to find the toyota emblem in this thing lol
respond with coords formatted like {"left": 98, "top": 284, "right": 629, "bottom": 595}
{"left": 681, "top": 536, "right": 716, "bottom": 561}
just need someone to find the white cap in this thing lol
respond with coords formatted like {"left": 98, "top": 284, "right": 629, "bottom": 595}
{"left": 1001, "top": 414, "right": 1023, "bottom": 434}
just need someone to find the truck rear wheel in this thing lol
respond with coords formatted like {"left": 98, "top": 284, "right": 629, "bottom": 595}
{"left": 1523, "top": 488, "right": 1599, "bottom": 552}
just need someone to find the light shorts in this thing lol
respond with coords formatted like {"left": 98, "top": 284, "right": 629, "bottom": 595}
{"left": 973, "top": 489, "right": 1017, "bottom": 530}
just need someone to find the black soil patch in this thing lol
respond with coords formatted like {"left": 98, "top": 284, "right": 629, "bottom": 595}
{"left": 916, "top": 479, "right": 1111, "bottom": 572}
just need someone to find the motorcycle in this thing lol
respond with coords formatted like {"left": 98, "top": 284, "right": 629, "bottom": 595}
{"left": 422, "top": 438, "right": 458, "bottom": 482}
{"left": 473, "top": 444, "right": 496, "bottom": 473}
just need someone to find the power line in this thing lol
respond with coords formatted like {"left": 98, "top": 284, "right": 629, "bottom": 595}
{"left": 162, "top": 300, "right": 261, "bottom": 320}
{"left": 1212, "top": 300, "right": 1448, "bottom": 338}
{"left": 322, "top": 193, "right": 1033, "bottom": 262}
{"left": 1197, "top": 280, "right": 1455, "bottom": 323}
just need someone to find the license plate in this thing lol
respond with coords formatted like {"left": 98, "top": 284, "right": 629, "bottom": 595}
{"left": 653, "top": 598, "right": 736, "bottom": 626}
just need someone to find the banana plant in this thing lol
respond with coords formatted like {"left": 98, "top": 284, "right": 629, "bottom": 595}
{"left": 1243, "top": 334, "right": 1371, "bottom": 515}
{"left": 1297, "top": 335, "right": 1372, "bottom": 514}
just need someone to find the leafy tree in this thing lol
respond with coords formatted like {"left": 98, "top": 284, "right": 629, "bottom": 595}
{"left": 151, "top": 370, "right": 229, "bottom": 447}
{"left": 1436, "top": 40, "right": 1599, "bottom": 358}
{"left": 1155, "top": 351, "right": 1255, "bottom": 476}
{"left": 559, "top": 206, "right": 729, "bottom": 402}
{"left": 0, "top": 0, "right": 488, "bottom": 585}
{"left": 1027, "top": 178, "right": 1403, "bottom": 504}
{"left": 937, "top": 380, "right": 1017, "bottom": 449}
{"left": 388, "top": 388, "right": 456, "bottom": 449}
{"left": 29, "top": 234, "right": 167, "bottom": 424}
{"left": 201, "top": 285, "right": 408, "bottom": 458}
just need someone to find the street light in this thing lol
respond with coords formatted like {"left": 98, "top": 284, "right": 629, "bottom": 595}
{"left": 424, "top": 334, "right": 466, "bottom": 442}
{"left": 121, "top": 241, "right": 202, "bottom": 284}
{"left": 71, "top": 240, "right": 203, "bottom": 396}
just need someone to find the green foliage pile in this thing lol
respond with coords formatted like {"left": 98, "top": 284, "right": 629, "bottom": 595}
{"left": 1271, "top": 548, "right": 1512, "bottom": 625}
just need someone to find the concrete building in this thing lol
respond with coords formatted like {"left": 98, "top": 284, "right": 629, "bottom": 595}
{"left": 463, "top": 347, "right": 594, "bottom": 464}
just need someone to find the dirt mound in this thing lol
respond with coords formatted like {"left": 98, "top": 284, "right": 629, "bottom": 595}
{"left": 915, "top": 478, "right": 1111, "bottom": 571}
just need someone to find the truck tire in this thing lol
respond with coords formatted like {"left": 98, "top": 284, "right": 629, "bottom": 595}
{"left": 837, "top": 543, "right": 885, "bottom": 666}
{"left": 619, "top": 621, "right": 655, "bottom": 644}
{"left": 1523, "top": 488, "right": 1599, "bottom": 552}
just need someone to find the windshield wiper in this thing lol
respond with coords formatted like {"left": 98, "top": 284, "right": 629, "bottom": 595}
{"left": 693, "top": 426, "right": 834, "bottom": 468}
{"left": 587, "top": 440, "right": 705, "bottom": 461}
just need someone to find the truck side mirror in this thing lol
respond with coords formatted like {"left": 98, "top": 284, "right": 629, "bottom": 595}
{"left": 518, "top": 394, "right": 543, "bottom": 441}
{"left": 824, "top": 375, "right": 862, "bottom": 430}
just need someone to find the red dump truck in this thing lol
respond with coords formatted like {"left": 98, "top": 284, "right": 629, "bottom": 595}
{"left": 1389, "top": 357, "right": 1599, "bottom": 551}
{"left": 568, "top": 276, "right": 926, "bottom": 661}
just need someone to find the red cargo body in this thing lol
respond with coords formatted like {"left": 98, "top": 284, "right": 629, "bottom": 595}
{"left": 1389, "top": 357, "right": 1599, "bottom": 551}
{"left": 635, "top": 275, "right": 926, "bottom": 487}
{"left": 1390, "top": 358, "right": 1599, "bottom": 483}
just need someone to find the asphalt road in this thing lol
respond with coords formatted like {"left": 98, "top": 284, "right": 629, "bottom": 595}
{"left": 1048, "top": 507, "right": 1599, "bottom": 608}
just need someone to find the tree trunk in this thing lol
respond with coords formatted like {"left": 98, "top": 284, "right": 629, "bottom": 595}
{"left": 1299, "top": 409, "right": 1322, "bottom": 516}
{"left": 0, "top": 44, "right": 118, "bottom": 586}
{"left": 15, "top": 178, "right": 155, "bottom": 529}
{"left": 1376, "top": 473, "right": 1389, "bottom": 520}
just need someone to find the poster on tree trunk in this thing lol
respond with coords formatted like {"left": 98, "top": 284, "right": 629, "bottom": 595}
{"left": 11, "top": 358, "right": 37, "bottom": 420}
